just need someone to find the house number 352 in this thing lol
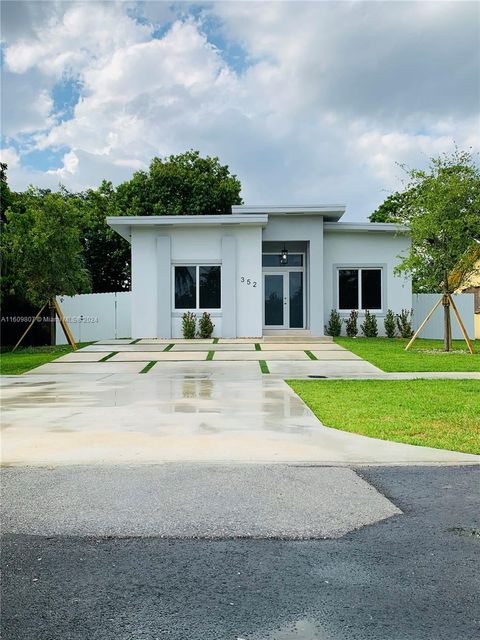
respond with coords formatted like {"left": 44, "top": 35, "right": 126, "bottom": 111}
{"left": 240, "top": 277, "right": 257, "bottom": 287}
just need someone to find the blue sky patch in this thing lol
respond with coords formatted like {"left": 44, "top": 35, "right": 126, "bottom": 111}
{"left": 52, "top": 77, "right": 82, "bottom": 123}
{"left": 21, "top": 146, "right": 70, "bottom": 172}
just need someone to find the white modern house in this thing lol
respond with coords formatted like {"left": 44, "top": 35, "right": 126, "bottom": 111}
{"left": 107, "top": 205, "right": 411, "bottom": 339}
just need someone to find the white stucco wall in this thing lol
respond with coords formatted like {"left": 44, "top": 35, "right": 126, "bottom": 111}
{"left": 131, "top": 224, "right": 263, "bottom": 339}
{"left": 323, "top": 229, "right": 411, "bottom": 335}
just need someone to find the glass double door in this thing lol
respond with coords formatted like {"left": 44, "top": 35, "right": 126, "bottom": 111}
{"left": 264, "top": 271, "right": 304, "bottom": 329}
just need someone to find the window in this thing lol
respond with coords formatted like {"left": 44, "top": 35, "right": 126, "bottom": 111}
{"left": 174, "top": 265, "right": 221, "bottom": 310}
{"left": 338, "top": 268, "right": 382, "bottom": 311}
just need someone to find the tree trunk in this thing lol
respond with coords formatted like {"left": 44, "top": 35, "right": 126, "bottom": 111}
{"left": 443, "top": 294, "right": 452, "bottom": 352}
{"left": 49, "top": 299, "right": 56, "bottom": 346}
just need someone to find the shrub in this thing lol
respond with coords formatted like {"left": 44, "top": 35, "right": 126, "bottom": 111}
{"left": 361, "top": 310, "right": 378, "bottom": 337}
{"left": 198, "top": 312, "right": 215, "bottom": 339}
{"left": 182, "top": 312, "right": 196, "bottom": 339}
{"left": 384, "top": 309, "right": 397, "bottom": 338}
{"left": 326, "top": 309, "right": 342, "bottom": 337}
{"left": 397, "top": 308, "right": 414, "bottom": 338}
{"left": 345, "top": 310, "right": 358, "bottom": 337}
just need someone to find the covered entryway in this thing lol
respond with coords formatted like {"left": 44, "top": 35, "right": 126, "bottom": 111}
{"left": 263, "top": 251, "right": 305, "bottom": 330}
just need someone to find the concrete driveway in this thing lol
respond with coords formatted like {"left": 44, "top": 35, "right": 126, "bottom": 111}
{"left": 1, "top": 338, "right": 479, "bottom": 466}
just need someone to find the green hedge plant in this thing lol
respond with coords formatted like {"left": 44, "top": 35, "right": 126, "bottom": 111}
{"left": 182, "top": 312, "right": 196, "bottom": 339}
{"left": 198, "top": 312, "right": 215, "bottom": 339}
{"left": 397, "top": 309, "right": 414, "bottom": 338}
{"left": 361, "top": 310, "right": 378, "bottom": 337}
{"left": 345, "top": 310, "right": 358, "bottom": 337}
{"left": 384, "top": 309, "right": 397, "bottom": 338}
{"left": 326, "top": 309, "right": 342, "bottom": 337}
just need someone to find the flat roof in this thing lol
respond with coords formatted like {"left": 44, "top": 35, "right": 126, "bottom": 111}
{"left": 106, "top": 214, "right": 269, "bottom": 241}
{"left": 232, "top": 204, "right": 345, "bottom": 221}
{"left": 324, "top": 222, "right": 409, "bottom": 233}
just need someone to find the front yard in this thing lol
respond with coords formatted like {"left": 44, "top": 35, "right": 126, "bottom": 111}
{"left": 289, "top": 379, "right": 480, "bottom": 454}
{"left": 335, "top": 337, "right": 480, "bottom": 372}
{"left": 0, "top": 343, "right": 92, "bottom": 375}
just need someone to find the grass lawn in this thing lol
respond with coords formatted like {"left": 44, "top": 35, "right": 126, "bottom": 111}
{"left": 288, "top": 379, "right": 480, "bottom": 454}
{"left": 335, "top": 337, "right": 480, "bottom": 372}
{"left": 0, "top": 343, "right": 93, "bottom": 375}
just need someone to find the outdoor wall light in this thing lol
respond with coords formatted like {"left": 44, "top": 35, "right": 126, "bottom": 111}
{"left": 280, "top": 245, "right": 289, "bottom": 265}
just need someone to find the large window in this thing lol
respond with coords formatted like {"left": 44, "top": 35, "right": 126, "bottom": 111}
{"left": 174, "top": 265, "right": 221, "bottom": 310}
{"left": 338, "top": 268, "right": 382, "bottom": 311}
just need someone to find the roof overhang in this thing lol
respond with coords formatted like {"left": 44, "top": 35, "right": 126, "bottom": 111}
{"left": 324, "top": 222, "right": 410, "bottom": 233}
{"left": 232, "top": 204, "right": 346, "bottom": 222}
{"left": 107, "top": 214, "right": 269, "bottom": 242}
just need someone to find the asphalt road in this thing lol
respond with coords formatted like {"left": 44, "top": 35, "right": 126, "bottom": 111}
{"left": 2, "top": 465, "right": 479, "bottom": 640}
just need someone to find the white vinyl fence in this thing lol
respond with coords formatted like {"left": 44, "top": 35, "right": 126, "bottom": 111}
{"left": 56, "top": 291, "right": 476, "bottom": 344}
{"left": 412, "top": 293, "right": 475, "bottom": 340}
{"left": 55, "top": 292, "right": 131, "bottom": 345}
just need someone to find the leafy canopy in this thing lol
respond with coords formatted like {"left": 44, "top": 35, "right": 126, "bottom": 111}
{"left": 371, "top": 149, "right": 480, "bottom": 293}
{"left": 2, "top": 189, "right": 91, "bottom": 307}
{"left": 116, "top": 150, "right": 243, "bottom": 216}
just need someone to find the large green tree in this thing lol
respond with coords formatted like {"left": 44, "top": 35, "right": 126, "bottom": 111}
{"left": 115, "top": 150, "right": 243, "bottom": 216}
{"left": 390, "top": 149, "right": 480, "bottom": 350}
{"left": 2, "top": 188, "right": 91, "bottom": 307}
{"left": 80, "top": 181, "right": 131, "bottom": 292}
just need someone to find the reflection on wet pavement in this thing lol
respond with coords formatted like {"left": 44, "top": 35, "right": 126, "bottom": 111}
{"left": 1, "top": 372, "right": 478, "bottom": 466}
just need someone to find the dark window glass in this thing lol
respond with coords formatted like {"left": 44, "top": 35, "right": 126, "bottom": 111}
{"left": 264, "top": 274, "right": 284, "bottom": 325}
{"left": 175, "top": 266, "right": 196, "bottom": 309}
{"left": 361, "top": 269, "right": 382, "bottom": 309}
{"left": 289, "top": 271, "right": 303, "bottom": 328}
{"left": 199, "top": 266, "right": 221, "bottom": 309}
{"left": 262, "top": 254, "right": 303, "bottom": 267}
{"left": 339, "top": 270, "right": 359, "bottom": 309}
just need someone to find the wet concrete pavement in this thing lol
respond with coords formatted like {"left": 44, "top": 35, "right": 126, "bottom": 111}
{"left": 2, "top": 373, "right": 479, "bottom": 465}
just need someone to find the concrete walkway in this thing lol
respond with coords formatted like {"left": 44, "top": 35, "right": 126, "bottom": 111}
{"left": 2, "top": 371, "right": 478, "bottom": 466}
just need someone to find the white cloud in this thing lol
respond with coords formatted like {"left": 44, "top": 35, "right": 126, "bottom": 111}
{"left": 1, "top": 1, "right": 479, "bottom": 219}
{"left": 46, "top": 149, "right": 79, "bottom": 179}
{"left": 0, "top": 147, "right": 20, "bottom": 169}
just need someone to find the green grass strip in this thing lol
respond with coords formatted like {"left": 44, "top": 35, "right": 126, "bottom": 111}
{"left": 288, "top": 379, "right": 480, "bottom": 455}
{"left": 259, "top": 360, "right": 269, "bottom": 374}
{"left": 130, "top": 338, "right": 141, "bottom": 344}
{"left": 100, "top": 351, "right": 118, "bottom": 362}
{"left": 213, "top": 338, "right": 219, "bottom": 344}
{"left": 163, "top": 343, "right": 174, "bottom": 351}
{"left": 255, "top": 343, "right": 262, "bottom": 351}
{"left": 206, "top": 351, "right": 215, "bottom": 361}
{"left": 305, "top": 350, "right": 317, "bottom": 360}
{"left": 140, "top": 361, "right": 156, "bottom": 374}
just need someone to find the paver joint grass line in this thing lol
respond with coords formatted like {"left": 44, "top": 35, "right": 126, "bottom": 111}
{"left": 100, "top": 352, "right": 118, "bottom": 362}
{"left": 206, "top": 351, "right": 215, "bottom": 361}
{"left": 305, "top": 350, "right": 318, "bottom": 360}
{"left": 130, "top": 338, "right": 142, "bottom": 344}
{"left": 163, "top": 344, "right": 175, "bottom": 352}
{"left": 140, "top": 361, "right": 156, "bottom": 374}
{"left": 213, "top": 338, "right": 219, "bottom": 344}
{"left": 259, "top": 360, "right": 270, "bottom": 374}
{"left": 255, "top": 343, "right": 262, "bottom": 351}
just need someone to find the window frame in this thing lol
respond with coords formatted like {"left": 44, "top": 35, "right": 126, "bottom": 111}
{"left": 173, "top": 264, "right": 222, "bottom": 312}
{"left": 336, "top": 266, "right": 384, "bottom": 313}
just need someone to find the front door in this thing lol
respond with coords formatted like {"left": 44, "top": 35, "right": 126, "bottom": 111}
{"left": 264, "top": 272, "right": 304, "bottom": 329}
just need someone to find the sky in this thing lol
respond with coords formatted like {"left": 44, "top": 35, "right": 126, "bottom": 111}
{"left": 1, "top": 0, "right": 479, "bottom": 220}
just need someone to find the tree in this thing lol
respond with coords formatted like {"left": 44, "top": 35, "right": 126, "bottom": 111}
{"left": 369, "top": 188, "right": 417, "bottom": 223}
{"left": 2, "top": 189, "right": 91, "bottom": 308}
{"left": 80, "top": 181, "right": 131, "bottom": 292}
{"left": 115, "top": 150, "right": 243, "bottom": 216}
{"left": 393, "top": 149, "right": 480, "bottom": 351}
{"left": 1, "top": 162, "right": 14, "bottom": 222}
